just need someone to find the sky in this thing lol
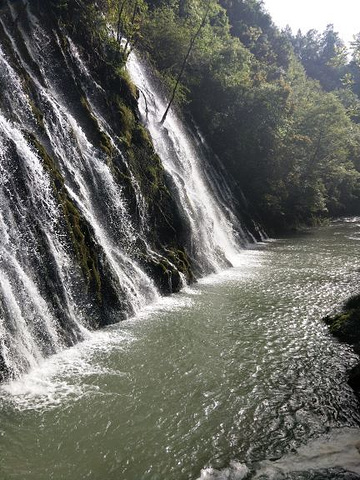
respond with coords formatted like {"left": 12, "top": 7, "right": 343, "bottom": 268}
{"left": 262, "top": 0, "right": 360, "bottom": 45}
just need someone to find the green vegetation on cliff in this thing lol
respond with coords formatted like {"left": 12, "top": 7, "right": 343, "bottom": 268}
{"left": 99, "top": 0, "right": 360, "bottom": 232}
{"left": 52, "top": 0, "right": 195, "bottom": 292}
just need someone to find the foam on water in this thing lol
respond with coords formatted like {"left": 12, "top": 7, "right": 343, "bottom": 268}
{"left": 0, "top": 328, "right": 134, "bottom": 411}
{"left": 197, "top": 247, "right": 266, "bottom": 286}
{"left": 0, "top": 288, "right": 195, "bottom": 411}
{"left": 253, "top": 428, "right": 360, "bottom": 478}
{"left": 197, "top": 461, "right": 250, "bottom": 480}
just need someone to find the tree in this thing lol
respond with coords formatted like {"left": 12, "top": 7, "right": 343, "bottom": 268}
{"left": 160, "top": 0, "right": 211, "bottom": 124}
{"left": 289, "top": 25, "right": 348, "bottom": 91}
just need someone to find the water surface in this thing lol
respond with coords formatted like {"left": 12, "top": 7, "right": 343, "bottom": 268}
{"left": 1, "top": 219, "right": 360, "bottom": 479}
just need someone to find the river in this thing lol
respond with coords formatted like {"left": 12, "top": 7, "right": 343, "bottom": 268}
{"left": 1, "top": 219, "right": 360, "bottom": 479}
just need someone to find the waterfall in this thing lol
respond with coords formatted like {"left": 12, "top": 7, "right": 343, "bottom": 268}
{"left": 0, "top": 6, "right": 159, "bottom": 380}
{"left": 127, "top": 52, "right": 252, "bottom": 274}
{"left": 0, "top": 2, "right": 254, "bottom": 381}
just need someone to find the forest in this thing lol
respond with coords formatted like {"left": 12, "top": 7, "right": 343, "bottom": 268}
{"left": 65, "top": 0, "right": 360, "bottom": 233}
{"left": 60, "top": 0, "right": 360, "bottom": 374}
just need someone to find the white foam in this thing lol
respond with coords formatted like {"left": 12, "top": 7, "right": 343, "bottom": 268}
{"left": 254, "top": 428, "right": 360, "bottom": 477}
{"left": 0, "top": 288, "right": 194, "bottom": 411}
{"left": 197, "top": 461, "right": 249, "bottom": 480}
{"left": 197, "top": 249, "right": 265, "bottom": 286}
{"left": 0, "top": 326, "right": 134, "bottom": 410}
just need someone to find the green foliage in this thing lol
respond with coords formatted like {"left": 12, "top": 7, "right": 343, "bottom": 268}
{"left": 288, "top": 25, "right": 348, "bottom": 92}
{"left": 266, "top": 76, "right": 360, "bottom": 225}
{"left": 219, "top": 0, "right": 292, "bottom": 75}
{"left": 58, "top": 0, "right": 360, "bottom": 231}
{"left": 130, "top": 0, "right": 360, "bottom": 231}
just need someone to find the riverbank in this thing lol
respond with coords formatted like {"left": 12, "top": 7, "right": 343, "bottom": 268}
{"left": 324, "top": 294, "right": 360, "bottom": 394}
{"left": 1, "top": 220, "right": 360, "bottom": 479}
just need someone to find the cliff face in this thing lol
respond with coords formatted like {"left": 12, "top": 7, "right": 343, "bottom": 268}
{"left": 0, "top": 0, "right": 193, "bottom": 380}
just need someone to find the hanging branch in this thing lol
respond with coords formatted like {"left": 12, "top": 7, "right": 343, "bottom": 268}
{"left": 138, "top": 88, "right": 149, "bottom": 120}
{"left": 123, "top": 0, "right": 138, "bottom": 55}
{"left": 117, "top": 0, "right": 128, "bottom": 44}
{"left": 160, "top": 0, "right": 211, "bottom": 125}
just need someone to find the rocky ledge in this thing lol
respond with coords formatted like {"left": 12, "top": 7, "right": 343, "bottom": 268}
{"left": 324, "top": 295, "right": 360, "bottom": 393}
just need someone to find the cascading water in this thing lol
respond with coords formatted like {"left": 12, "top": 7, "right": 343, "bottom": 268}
{"left": 0, "top": 4, "right": 158, "bottom": 380}
{"left": 1, "top": 4, "right": 360, "bottom": 480}
{"left": 0, "top": 1, "right": 253, "bottom": 381}
{"left": 127, "top": 52, "right": 254, "bottom": 274}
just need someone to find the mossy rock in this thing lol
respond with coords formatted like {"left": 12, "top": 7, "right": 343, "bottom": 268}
{"left": 29, "top": 99, "right": 45, "bottom": 131}
{"left": 115, "top": 100, "right": 136, "bottom": 144}
{"left": 140, "top": 255, "right": 183, "bottom": 294}
{"left": 33, "top": 0, "right": 195, "bottom": 296}
{"left": 324, "top": 294, "right": 360, "bottom": 345}
{"left": 26, "top": 133, "right": 103, "bottom": 302}
{"left": 348, "top": 363, "right": 360, "bottom": 393}
{"left": 80, "top": 96, "right": 115, "bottom": 156}
{"left": 324, "top": 299, "right": 360, "bottom": 396}
{"left": 344, "top": 295, "right": 360, "bottom": 311}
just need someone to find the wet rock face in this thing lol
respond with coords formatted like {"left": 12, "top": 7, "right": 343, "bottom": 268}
{"left": 0, "top": 0, "right": 194, "bottom": 381}
{"left": 0, "top": 0, "right": 257, "bottom": 381}
{"left": 324, "top": 295, "right": 360, "bottom": 395}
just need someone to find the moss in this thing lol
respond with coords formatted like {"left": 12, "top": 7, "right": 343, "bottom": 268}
{"left": 116, "top": 67, "right": 138, "bottom": 101}
{"left": 166, "top": 248, "right": 194, "bottom": 282}
{"left": 326, "top": 312, "right": 352, "bottom": 335}
{"left": 61, "top": 197, "right": 102, "bottom": 301}
{"left": 25, "top": 133, "right": 63, "bottom": 190}
{"left": 26, "top": 132, "right": 103, "bottom": 301}
{"left": 121, "top": 122, "right": 169, "bottom": 206}
{"left": 141, "top": 256, "right": 183, "bottom": 294}
{"left": 114, "top": 98, "right": 136, "bottom": 144}
{"left": 324, "top": 298, "right": 360, "bottom": 345}
{"left": 29, "top": 99, "right": 45, "bottom": 131}
{"left": 100, "top": 131, "right": 113, "bottom": 157}
{"left": 133, "top": 123, "right": 152, "bottom": 145}
{"left": 80, "top": 95, "right": 115, "bottom": 157}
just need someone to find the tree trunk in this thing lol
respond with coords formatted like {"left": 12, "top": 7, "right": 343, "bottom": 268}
{"left": 117, "top": 0, "right": 128, "bottom": 44}
{"left": 160, "top": 0, "right": 210, "bottom": 124}
{"left": 123, "top": 0, "right": 138, "bottom": 53}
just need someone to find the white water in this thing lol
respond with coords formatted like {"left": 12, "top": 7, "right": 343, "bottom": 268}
{"left": 0, "top": 6, "right": 250, "bottom": 380}
{"left": 1, "top": 220, "right": 360, "bottom": 479}
{"left": 127, "top": 52, "right": 249, "bottom": 273}
{"left": 0, "top": 108, "right": 82, "bottom": 378}
{"left": 1, "top": 5, "right": 360, "bottom": 480}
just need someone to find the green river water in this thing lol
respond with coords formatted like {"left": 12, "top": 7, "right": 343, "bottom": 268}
{"left": 1, "top": 219, "right": 360, "bottom": 479}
